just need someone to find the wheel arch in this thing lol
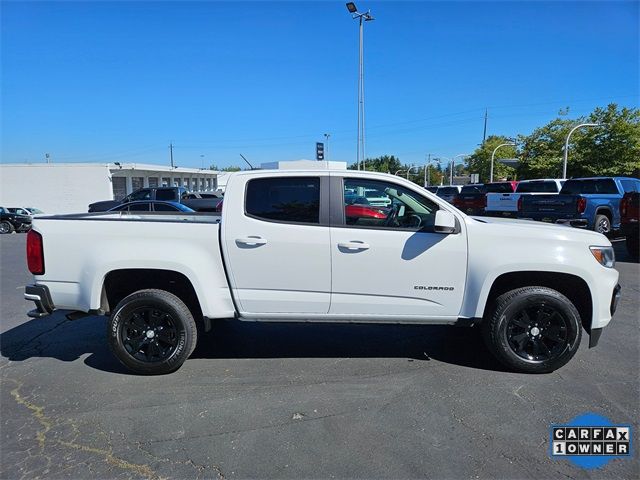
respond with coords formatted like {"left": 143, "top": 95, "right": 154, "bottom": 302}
{"left": 481, "top": 271, "right": 593, "bottom": 333}
{"left": 102, "top": 268, "right": 209, "bottom": 331}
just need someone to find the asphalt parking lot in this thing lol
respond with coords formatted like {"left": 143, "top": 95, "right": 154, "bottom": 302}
{"left": 1, "top": 233, "right": 638, "bottom": 480}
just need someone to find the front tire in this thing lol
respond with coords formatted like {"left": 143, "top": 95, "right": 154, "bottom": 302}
{"left": 0, "top": 221, "right": 14, "bottom": 234}
{"left": 482, "top": 287, "right": 582, "bottom": 373}
{"left": 107, "top": 289, "right": 197, "bottom": 375}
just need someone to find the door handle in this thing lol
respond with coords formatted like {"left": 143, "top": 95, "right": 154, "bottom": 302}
{"left": 337, "top": 241, "right": 370, "bottom": 251}
{"left": 236, "top": 236, "right": 267, "bottom": 246}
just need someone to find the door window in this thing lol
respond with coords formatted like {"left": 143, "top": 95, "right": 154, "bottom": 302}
{"left": 246, "top": 177, "right": 320, "bottom": 224}
{"left": 129, "top": 189, "right": 152, "bottom": 201}
{"left": 343, "top": 178, "right": 439, "bottom": 231}
{"left": 153, "top": 203, "right": 179, "bottom": 212}
{"left": 129, "top": 203, "right": 151, "bottom": 211}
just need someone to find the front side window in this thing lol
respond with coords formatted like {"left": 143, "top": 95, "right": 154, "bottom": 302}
{"left": 129, "top": 203, "right": 151, "bottom": 211}
{"left": 246, "top": 177, "right": 320, "bottom": 224}
{"left": 343, "top": 179, "right": 439, "bottom": 231}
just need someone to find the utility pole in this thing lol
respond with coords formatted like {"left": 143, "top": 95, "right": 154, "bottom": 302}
{"left": 424, "top": 153, "right": 432, "bottom": 187}
{"left": 482, "top": 108, "right": 488, "bottom": 146}
{"left": 45, "top": 153, "right": 50, "bottom": 164}
{"left": 169, "top": 142, "right": 174, "bottom": 168}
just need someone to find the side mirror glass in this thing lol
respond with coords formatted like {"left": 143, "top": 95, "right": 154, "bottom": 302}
{"left": 434, "top": 210, "right": 456, "bottom": 234}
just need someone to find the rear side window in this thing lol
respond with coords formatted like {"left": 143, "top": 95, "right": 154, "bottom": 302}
{"left": 560, "top": 179, "right": 619, "bottom": 195}
{"left": 156, "top": 189, "right": 177, "bottom": 201}
{"left": 246, "top": 177, "right": 320, "bottom": 224}
{"left": 620, "top": 180, "right": 639, "bottom": 193}
{"left": 516, "top": 181, "right": 559, "bottom": 193}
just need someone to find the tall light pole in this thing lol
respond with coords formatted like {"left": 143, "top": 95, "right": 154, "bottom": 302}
{"left": 563, "top": 123, "right": 601, "bottom": 179}
{"left": 346, "top": 2, "right": 374, "bottom": 171}
{"left": 452, "top": 154, "right": 470, "bottom": 186}
{"left": 490, "top": 143, "right": 515, "bottom": 183}
{"left": 324, "top": 133, "right": 331, "bottom": 161}
{"left": 423, "top": 153, "right": 434, "bottom": 187}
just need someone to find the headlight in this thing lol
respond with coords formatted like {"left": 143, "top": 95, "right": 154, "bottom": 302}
{"left": 590, "top": 246, "right": 615, "bottom": 268}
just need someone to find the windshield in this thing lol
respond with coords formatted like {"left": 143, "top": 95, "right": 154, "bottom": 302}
{"left": 516, "top": 181, "right": 560, "bottom": 193}
{"left": 460, "top": 185, "right": 486, "bottom": 194}
{"left": 485, "top": 183, "right": 514, "bottom": 193}
{"left": 560, "top": 179, "right": 618, "bottom": 195}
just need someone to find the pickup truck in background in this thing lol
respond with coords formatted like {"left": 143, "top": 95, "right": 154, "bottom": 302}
{"left": 88, "top": 187, "right": 222, "bottom": 213}
{"left": 620, "top": 191, "right": 639, "bottom": 259}
{"left": 519, "top": 177, "right": 640, "bottom": 235}
{"left": 25, "top": 169, "right": 620, "bottom": 375}
{"left": 486, "top": 179, "right": 564, "bottom": 218}
{"left": 453, "top": 182, "right": 516, "bottom": 216}
{"left": 435, "top": 185, "right": 462, "bottom": 204}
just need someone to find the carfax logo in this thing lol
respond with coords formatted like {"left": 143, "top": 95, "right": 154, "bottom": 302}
{"left": 550, "top": 413, "right": 632, "bottom": 469}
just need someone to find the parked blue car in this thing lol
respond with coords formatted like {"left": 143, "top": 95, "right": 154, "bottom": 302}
{"left": 518, "top": 177, "right": 640, "bottom": 235}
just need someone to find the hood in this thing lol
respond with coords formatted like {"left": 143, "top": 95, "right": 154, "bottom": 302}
{"left": 467, "top": 215, "right": 609, "bottom": 244}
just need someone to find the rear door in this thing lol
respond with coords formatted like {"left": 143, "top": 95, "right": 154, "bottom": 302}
{"left": 222, "top": 173, "right": 331, "bottom": 315}
{"left": 329, "top": 175, "right": 467, "bottom": 319}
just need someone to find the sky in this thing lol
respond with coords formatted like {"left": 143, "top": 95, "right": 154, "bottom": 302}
{"left": 1, "top": 0, "right": 638, "bottom": 169}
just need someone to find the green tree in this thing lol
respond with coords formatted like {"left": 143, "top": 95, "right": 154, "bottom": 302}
{"left": 347, "top": 155, "right": 403, "bottom": 174}
{"left": 466, "top": 136, "right": 518, "bottom": 183}
{"left": 517, "top": 104, "right": 640, "bottom": 178}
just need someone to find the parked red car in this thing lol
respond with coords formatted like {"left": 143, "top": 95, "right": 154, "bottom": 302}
{"left": 620, "top": 191, "right": 639, "bottom": 259}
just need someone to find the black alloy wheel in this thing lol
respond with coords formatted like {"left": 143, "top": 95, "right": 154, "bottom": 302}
{"left": 121, "top": 307, "right": 179, "bottom": 363}
{"left": 505, "top": 303, "right": 569, "bottom": 363}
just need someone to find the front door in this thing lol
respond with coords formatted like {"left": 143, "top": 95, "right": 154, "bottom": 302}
{"left": 330, "top": 176, "right": 467, "bottom": 319}
{"left": 222, "top": 174, "right": 331, "bottom": 315}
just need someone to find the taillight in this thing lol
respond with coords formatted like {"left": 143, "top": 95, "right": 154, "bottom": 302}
{"left": 517, "top": 197, "right": 523, "bottom": 211}
{"left": 620, "top": 195, "right": 629, "bottom": 217}
{"left": 26, "top": 230, "right": 45, "bottom": 275}
{"left": 577, "top": 197, "right": 587, "bottom": 214}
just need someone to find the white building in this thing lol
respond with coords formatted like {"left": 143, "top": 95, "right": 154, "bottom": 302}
{"left": 260, "top": 159, "right": 347, "bottom": 170}
{"left": 0, "top": 163, "right": 219, "bottom": 214}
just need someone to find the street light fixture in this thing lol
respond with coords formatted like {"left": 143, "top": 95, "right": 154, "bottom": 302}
{"left": 346, "top": 2, "right": 374, "bottom": 171}
{"left": 490, "top": 143, "right": 516, "bottom": 183}
{"left": 562, "top": 123, "right": 602, "bottom": 179}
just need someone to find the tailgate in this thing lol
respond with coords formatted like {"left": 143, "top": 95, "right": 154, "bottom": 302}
{"left": 486, "top": 193, "right": 518, "bottom": 212}
{"left": 520, "top": 194, "right": 579, "bottom": 215}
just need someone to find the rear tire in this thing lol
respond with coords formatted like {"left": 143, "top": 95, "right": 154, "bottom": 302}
{"left": 482, "top": 287, "right": 582, "bottom": 373}
{"left": 594, "top": 214, "right": 611, "bottom": 236}
{"left": 107, "top": 289, "right": 197, "bottom": 375}
{"left": 0, "top": 221, "right": 14, "bottom": 234}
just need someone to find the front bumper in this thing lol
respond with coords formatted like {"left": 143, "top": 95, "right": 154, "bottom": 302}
{"left": 589, "top": 283, "right": 621, "bottom": 349}
{"left": 25, "top": 284, "right": 55, "bottom": 318}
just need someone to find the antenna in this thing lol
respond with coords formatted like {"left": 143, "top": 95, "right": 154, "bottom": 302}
{"left": 239, "top": 154, "right": 255, "bottom": 170}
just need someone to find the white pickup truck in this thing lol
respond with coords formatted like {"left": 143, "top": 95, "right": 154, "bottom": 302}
{"left": 485, "top": 179, "right": 565, "bottom": 217}
{"left": 25, "top": 170, "right": 620, "bottom": 375}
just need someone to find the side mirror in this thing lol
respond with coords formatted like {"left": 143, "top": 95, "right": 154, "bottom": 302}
{"left": 434, "top": 210, "right": 457, "bottom": 234}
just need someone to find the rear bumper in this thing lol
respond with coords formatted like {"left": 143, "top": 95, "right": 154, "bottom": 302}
{"left": 24, "top": 284, "right": 55, "bottom": 318}
{"left": 519, "top": 214, "right": 589, "bottom": 229}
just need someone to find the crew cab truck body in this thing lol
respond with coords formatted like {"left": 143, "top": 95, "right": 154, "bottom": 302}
{"left": 486, "top": 179, "right": 564, "bottom": 218}
{"left": 519, "top": 177, "right": 640, "bottom": 235}
{"left": 26, "top": 170, "right": 621, "bottom": 375}
{"left": 453, "top": 182, "right": 516, "bottom": 216}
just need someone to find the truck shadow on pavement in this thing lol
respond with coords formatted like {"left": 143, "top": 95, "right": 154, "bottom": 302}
{"left": 0, "top": 312, "right": 508, "bottom": 374}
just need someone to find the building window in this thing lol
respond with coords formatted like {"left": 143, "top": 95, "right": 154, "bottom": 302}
{"left": 131, "top": 177, "right": 144, "bottom": 191}
{"left": 200, "top": 178, "right": 206, "bottom": 191}
{"left": 148, "top": 177, "right": 159, "bottom": 188}
{"left": 183, "top": 178, "right": 189, "bottom": 189}
{"left": 206, "top": 179, "right": 211, "bottom": 191}
{"left": 174, "top": 178, "right": 180, "bottom": 187}
{"left": 112, "top": 177, "right": 127, "bottom": 200}
{"left": 162, "top": 177, "right": 170, "bottom": 187}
